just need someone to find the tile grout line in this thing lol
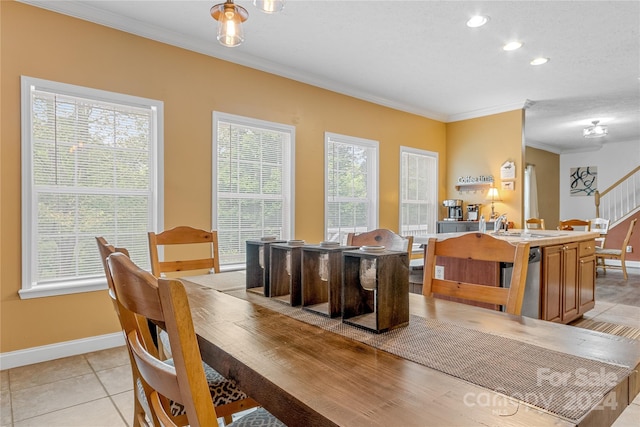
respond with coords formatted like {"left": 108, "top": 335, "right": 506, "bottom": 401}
{"left": 83, "top": 353, "right": 131, "bottom": 427}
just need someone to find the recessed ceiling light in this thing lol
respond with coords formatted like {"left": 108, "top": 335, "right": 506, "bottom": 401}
{"left": 466, "top": 15, "right": 489, "bottom": 28}
{"left": 503, "top": 41, "right": 523, "bottom": 51}
{"left": 530, "top": 57, "right": 549, "bottom": 65}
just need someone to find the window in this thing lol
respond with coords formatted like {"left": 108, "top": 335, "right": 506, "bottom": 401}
{"left": 20, "top": 76, "right": 163, "bottom": 298}
{"left": 399, "top": 147, "right": 438, "bottom": 236}
{"left": 213, "top": 112, "right": 294, "bottom": 266}
{"left": 325, "top": 132, "right": 379, "bottom": 243}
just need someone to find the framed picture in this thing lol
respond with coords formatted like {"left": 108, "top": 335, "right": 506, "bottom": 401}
{"left": 570, "top": 166, "right": 597, "bottom": 196}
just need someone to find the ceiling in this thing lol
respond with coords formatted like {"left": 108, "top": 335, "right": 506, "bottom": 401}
{"left": 21, "top": 0, "right": 640, "bottom": 154}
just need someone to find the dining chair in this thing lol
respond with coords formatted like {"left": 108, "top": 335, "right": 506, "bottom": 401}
{"left": 96, "top": 237, "right": 154, "bottom": 427}
{"left": 525, "top": 218, "right": 545, "bottom": 230}
{"left": 109, "top": 252, "right": 284, "bottom": 427}
{"left": 148, "top": 226, "right": 221, "bottom": 277}
{"left": 104, "top": 251, "right": 261, "bottom": 426}
{"left": 346, "top": 228, "right": 414, "bottom": 257}
{"left": 590, "top": 218, "right": 610, "bottom": 248}
{"left": 422, "top": 233, "right": 530, "bottom": 315}
{"left": 596, "top": 218, "right": 637, "bottom": 280}
{"left": 558, "top": 219, "right": 591, "bottom": 231}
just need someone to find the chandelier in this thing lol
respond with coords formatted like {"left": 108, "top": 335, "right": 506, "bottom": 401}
{"left": 583, "top": 120, "right": 608, "bottom": 138}
{"left": 211, "top": 0, "right": 285, "bottom": 48}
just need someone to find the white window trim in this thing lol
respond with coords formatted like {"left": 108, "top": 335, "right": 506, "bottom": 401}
{"left": 212, "top": 111, "right": 295, "bottom": 267}
{"left": 19, "top": 76, "right": 164, "bottom": 299}
{"left": 398, "top": 146, "right": 438, "bottom": 236}
{"left": 324, "top": 132, "right": 379, "bottom": 241}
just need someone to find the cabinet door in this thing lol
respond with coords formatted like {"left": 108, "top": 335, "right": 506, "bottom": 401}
{"left": 542, "top": 245, "right": 562, "bottom": 322}
{"left": 578, "top": 254, "right": 596, "bottom": 314}
{"left": 561, "top": 243, "right": 579, "bottom": 322}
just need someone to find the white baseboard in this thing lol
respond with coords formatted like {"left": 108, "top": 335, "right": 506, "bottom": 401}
{"left": 0, "top": 332, "right": 125, "bottom": 370}
{"left": 602, "top": 260, "right": 640, "bottom": 269}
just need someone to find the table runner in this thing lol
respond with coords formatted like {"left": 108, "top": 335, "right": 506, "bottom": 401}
{"left": 226, "top": 289, "right": 632, "bottom": 422}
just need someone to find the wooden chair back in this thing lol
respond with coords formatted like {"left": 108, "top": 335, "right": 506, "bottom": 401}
{"left": 346, "top": 229, "right": 414, "bottom": 257}
{"left": 525, "top": 218, "right": 545, "bottom": 230}
{"left": 95, "top": 237, "right": 156, "bottom": 427}
{"left": 590, "top": 218, "right": 610, "bottom": 248}
{"left": 558, "top": 219, "right": 591, "bottom": 231}
{"left": 109, "top": 252, "right": 220, "bottom": 427}
{"left": 422, "top": 233, "right": 530, "bottom": 315}
{"left": 148, "top": 226, "right": 221, "bottom": 277}
{"left": 596, "top": 218, "right": 637, "bottom": 280}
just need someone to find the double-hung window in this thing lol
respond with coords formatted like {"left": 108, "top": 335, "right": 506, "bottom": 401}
{"left": 399, "top": 147, "right": 438, "bottom": 236}
{"left": 325, "top": 132, "right": 379, "bottom": 243}
{"left": 20, "top": 76, "right": 163, "bottom": 298}
{"left": 213, "top": 112, "right": 294, "bottom": 266}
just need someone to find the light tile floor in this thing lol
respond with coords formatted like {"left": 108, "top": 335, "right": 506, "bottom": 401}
{"left": 1, "top": 271, "right": 639, "bottom": 427}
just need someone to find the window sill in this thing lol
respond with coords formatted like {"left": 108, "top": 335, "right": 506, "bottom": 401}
{"left": 19, "top": 278, "right": 108, "bottom": 299}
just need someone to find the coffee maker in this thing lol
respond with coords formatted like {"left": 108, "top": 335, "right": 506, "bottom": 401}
{"left": 442, "top": 199, "right": 463, "bottom": 221}
{"left": 467, "top": 204, "right": 481, "bottom": 221}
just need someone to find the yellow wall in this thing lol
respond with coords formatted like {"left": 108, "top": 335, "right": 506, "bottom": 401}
{"left": 525, "top": 147, "right": 560, "bottom": 228}
{"left": 446, "top": 111, "right": 525, "bottom": 226}
{"left": 1, "top": 2, "right": 453, "bottom": 352}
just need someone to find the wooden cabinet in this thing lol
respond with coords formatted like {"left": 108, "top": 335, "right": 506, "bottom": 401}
{"left": 542, "top": 239, "right": 596, "bottom": 323}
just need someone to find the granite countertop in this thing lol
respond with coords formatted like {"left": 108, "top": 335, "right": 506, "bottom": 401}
{"left": 414, "top": 230, "right": 600, "bottom": 247}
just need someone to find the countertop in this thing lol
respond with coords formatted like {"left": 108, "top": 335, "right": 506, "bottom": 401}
{"left": 413, "top": 229, "right": 599, "bottom": 247}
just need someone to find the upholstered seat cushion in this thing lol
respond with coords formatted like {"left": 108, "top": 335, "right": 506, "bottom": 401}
{"left": 230, "top": 408, "right": 286, "bottom": 427}
{"left": 165, "top": 359, "right": 249, "bottom": 415}
{"left": 596, "top": 248, "right": 622, "bottom": 256}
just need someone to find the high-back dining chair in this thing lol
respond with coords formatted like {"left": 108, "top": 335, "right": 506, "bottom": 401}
{"left": 558, "top": 219, "right": 591, "bottom": 231}
{"left": 96, "top": 237, "right": 155, "bottom": 427}
{"left": 108, "top": 253, "right": 284, "bottom": 427}
{"left": 525, "top": 218, "right": 545, "bottom": 230}
{"left": 590, "top": 218, "right": 610, "bottom": 248}
{"left": 346, "top": 229, "right": 414, "bottom": 258}
{"left": 148, "top": 226, "right": 221, "bottom": 277}
{"left": 596, "top": 218, "right": 637, "bottom": 280}
{"left": 422, "top": 233, "right": 530, "bottom": 315}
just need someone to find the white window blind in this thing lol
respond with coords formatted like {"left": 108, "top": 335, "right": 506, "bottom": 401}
{"left": 20, "top": 76, "right": 163, "bottom": 298}
{"left": 325, "top": 132, "right": 379, "bottom": 243}
{"left": 400, "top": 147, "right": 438, "bottom": 236}
{"left": 213, "top": 112, "right": 294, "bottom": 266}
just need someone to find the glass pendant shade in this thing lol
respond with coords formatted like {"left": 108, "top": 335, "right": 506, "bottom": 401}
{"left": 211, "top": 1, "right": 248, "bottom": 47}
{"left": 254, "top": 0, "right": 285, "bottom": 13}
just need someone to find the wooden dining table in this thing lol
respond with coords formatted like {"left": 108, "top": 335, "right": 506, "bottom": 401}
{"left": 181, "top": 271, "right": 640, "bottom": 427}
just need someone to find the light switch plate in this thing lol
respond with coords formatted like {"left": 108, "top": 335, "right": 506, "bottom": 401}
{"left": 435, "top": 265, "right": 445, "bottom": 279}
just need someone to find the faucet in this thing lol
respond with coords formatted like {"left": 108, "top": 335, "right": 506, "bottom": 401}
{"left": 494, "top": 214, "right": 508, "bottom": 233}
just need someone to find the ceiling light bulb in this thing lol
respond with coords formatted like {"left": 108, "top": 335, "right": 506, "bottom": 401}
{"left": 503, "top": 41, "right": 523, "bottom": 51}
{"left": 211, "top": 1, "right": 249, "bottom": 48}
{"left": 466, "top": 15, "right": 489, "bottom": 28}
{"left": 530, "top": 57, "right": 549, "bottom": 65}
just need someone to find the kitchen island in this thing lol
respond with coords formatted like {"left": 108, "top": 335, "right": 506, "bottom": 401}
{"left": 414, "top": 230, "right": 600, "bottom": 324}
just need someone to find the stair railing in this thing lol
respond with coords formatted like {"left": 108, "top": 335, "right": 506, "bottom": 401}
{"left": 595, "top": 165, "right": 640, "bottom": 224}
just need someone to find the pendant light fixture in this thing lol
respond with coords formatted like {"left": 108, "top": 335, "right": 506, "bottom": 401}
{"left": 211, "top": 0, "right": 249, "bottom": 48}
{"left": 583, "top": 120, "right": 608, "bottom": 138}
{"left": 254, "top": 0, "right": 285, "bottom": 13}
{"left": 211, "top": 0, "right": 285, "bottom": 47}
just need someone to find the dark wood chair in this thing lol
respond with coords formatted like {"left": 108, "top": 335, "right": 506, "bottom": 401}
{"left": 346, "top": 228, "right": 414, "bottom": 257}
{"left": 558, "top": 219, "right": 591, "bottom": 231}
{"left": 596, "top": 218, "right": 637, "bottom": 280}
{"left": 422, "top": 233, "right": 530, "bottom": 315}
{"left": 148, "top": 226, "right": 221, "bottom": 277}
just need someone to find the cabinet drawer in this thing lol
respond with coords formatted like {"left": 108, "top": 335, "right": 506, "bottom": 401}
{"left": 579, "top": 240, "right": 596, "bottom": 257}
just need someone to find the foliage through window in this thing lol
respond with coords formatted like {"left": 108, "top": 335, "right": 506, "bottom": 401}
{"left": 213, "top": 112, "right": 294, "bottom": 266}
{"left": 325, "top": 132, "right": 379, "bottom": 243}
{"left": 20, "top": 76, "right": 163, "bottom": 298}
{"left": 400, "top": 147, "right": 438, "bottom": 236}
